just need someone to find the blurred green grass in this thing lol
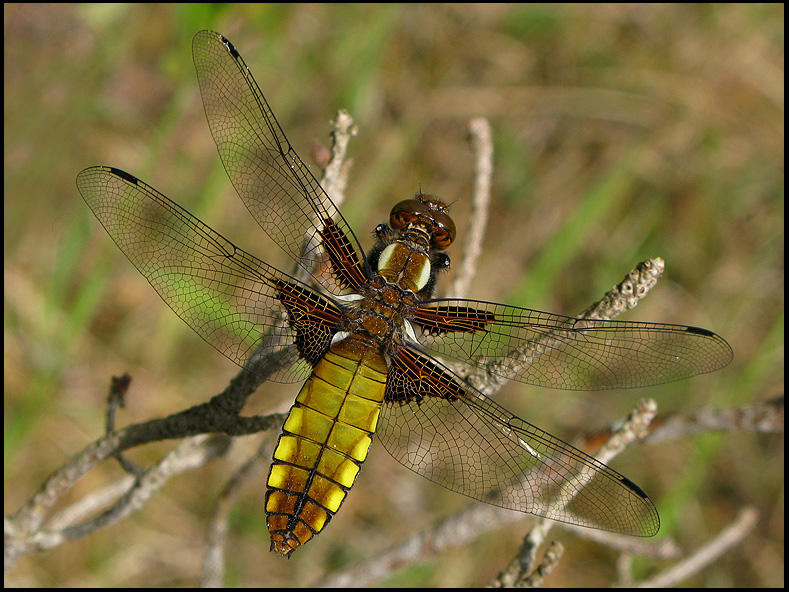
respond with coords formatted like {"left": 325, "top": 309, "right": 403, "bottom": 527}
{"left": 4, "top": 3, "right": 783, "bottom": 587}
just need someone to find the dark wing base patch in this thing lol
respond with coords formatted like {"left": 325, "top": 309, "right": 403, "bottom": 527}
{"left": 385, "top": 347, "right": 465, "bottom": 404}
{"left": 273, "top": 279, "right": 342, "bottom": 366}
{"left": 413, "top": 304, "right": 496, "bottom": 336}
{"left": 319, "top": 218, "right": 367, "bottom": 292}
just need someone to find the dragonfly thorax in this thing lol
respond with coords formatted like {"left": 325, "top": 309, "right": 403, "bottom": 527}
{"left": 376, "top": 239, "right": 432, "bottom": 293}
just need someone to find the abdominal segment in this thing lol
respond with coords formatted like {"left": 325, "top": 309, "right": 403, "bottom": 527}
{"left": 265, "top": 338, "right": 387, "bottom": 556}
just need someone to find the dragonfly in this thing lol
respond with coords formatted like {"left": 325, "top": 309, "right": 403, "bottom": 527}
{"left": 77, "top": 30, "right": 733, "bottom": 557}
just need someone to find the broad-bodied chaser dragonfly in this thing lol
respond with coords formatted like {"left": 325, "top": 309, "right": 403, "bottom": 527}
{"left": 77, "top": 30, "right": 732, "bottom": 557}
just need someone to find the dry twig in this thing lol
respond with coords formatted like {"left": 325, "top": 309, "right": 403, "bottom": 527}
{"left": 637, "top": 507, "right": 760, "bottom": 587}
{"left": 449, "top": 117, "right": 493, "bottom": 299}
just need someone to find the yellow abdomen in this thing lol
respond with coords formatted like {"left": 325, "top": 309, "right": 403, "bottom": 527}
{"left": 265, "top": 338, "right": 387, "bottom": 556}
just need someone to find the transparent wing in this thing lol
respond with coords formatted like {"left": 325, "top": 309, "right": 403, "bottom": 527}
{"left": 192, "top": 30, "right": 367, "bottom": 295}
{"left": 411, "top": 299, "right": 733, "bottom": 390}
{"left": 378, "top": 347, "right": 660, "bottom": 536}
{"left": 77, "top": 165, "right": 344, "bottom": 384}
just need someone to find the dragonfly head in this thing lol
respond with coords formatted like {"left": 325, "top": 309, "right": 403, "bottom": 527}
{"left": 389, "top": 193, "right": 456, "bottom": 250}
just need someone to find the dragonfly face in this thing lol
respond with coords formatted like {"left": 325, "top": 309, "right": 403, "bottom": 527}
{"left": 77, "top": 30, "right": 733, "bottom": 557}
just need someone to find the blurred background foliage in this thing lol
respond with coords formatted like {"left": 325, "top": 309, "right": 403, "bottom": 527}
{"left": 4, "top": 3, "right": 783, "bottom": 587}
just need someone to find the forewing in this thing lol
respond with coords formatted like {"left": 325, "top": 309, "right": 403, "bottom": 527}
{"left": 412, "top": 299, "right": 733, "bottom": 390}
{"left": 76, "top": 166, "right": 343, "bottom": 384}
{"left": 192, "top": 30, "right": 367, "bottom": 294}
{"left": 378, "top": 347, "right": 659, "bottom": 536}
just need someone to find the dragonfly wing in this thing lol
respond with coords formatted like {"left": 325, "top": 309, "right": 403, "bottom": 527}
{"left": 77, "top": 166, "right": 344, "bottom": 384}
{"left": 192, "top": 30, "right": 367, "bottom": 295}
{"left": 411, "top": 299, "right": 733, "bottom": 390}
{"left": 378, "top": 346, "right": 660, "bottom": 536}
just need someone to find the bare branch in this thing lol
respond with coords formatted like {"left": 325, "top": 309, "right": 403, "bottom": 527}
{"left": 578, "top": 395, "right": 783, "bottom": 454}
{"left": 5, "top": 434, "right": 232, "bottom": 569}
{"left": 521, "top": 540, "right": 564, "bottom": 588}
{"left": 46, "top": 478, "right": 134, "bottom": 532}
{"left": 491, "top": 539, "right": 565, "bottom": 588}
{"left": 637, "top": 507, "right": 760, "bottom": 588}
{"left": 616, "top": 553, "right": 634, "bottom": 587}
{"left": 449, "top": 117, "right": 494, "bottom": 299}
{"left": 579, "top": 257, "right": 664, "bottom": 320}
{"left": 59, "top": 435, "right": 231, "bottom": 541}
{"left": 105, "top": 373, "right": 142, "bottom": 475}
{"left": 561, "top": 524, "right": 680, "bottom": 559}
{"left": 321, "top": 109, "right": 357, "bottom": 206}
{"left": 201, "top": 438, "right": 271, "bottom": 588}
{"left": 321, "top": 502, "right": 523, "bottom": 588}
{"left": 644, "top": 394, "right": 784, "bottom": 444}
